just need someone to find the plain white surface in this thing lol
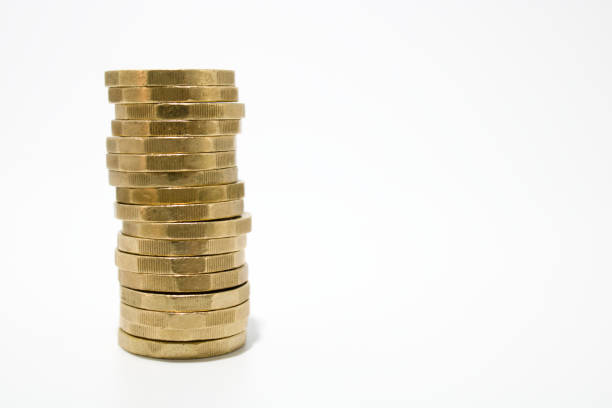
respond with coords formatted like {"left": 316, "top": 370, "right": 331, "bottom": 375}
{"left": 0, "top": 0, "right": 611, "bottom": 406}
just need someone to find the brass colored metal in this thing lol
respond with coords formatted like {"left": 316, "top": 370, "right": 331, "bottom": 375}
{"left": 116, "top": 183, "right": 244, "bottom": 204}
{"left": 109, "top": 86, "right": 238, "bottom": 103}
{"left": 105, "top": 69, "right": 235, "bottom": 87}
{"left": 106, "top": 152, "right": 236, "bottom": 172}
{"left": 115, "top": 103, "right": 245, "bottom": 120}
{"left": 122, "top": 213, "right": 252, "bottom": 239}
{"left": 111, "top": 120, "right": 241, "bottom": 137}
{"left": 114, "top": 200, "right": 243, "bottom": 222}
{"left": 118, "top": 265, "right": 248, "bottom": 293}
{"left": 115, "top": 249, "right": 245, "bottom": 274}
{"left": 108, "top": 168, "right": 238, "bottom": 187}
{"left": 106, "top": 136, "right": 236, "bottom": 154}
{"left": 120, "top": 301, "right": 249, "bottom": 341}
{"left": 120, "top": 282, "right": 249, "bottom": 312}
{"left": 117, "top": 233, "right": 247, "bottom": 256}
{"left": 118, "top": 329, "right": 246, "bottom": 360}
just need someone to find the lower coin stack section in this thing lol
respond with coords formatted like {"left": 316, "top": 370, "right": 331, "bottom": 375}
{"left": 105, "top": 69, "right": 252, "bottom": 359}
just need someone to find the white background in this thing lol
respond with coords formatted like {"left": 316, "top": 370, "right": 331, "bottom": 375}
{"left": 0, "top": 0, "right": 610, "bottom": 406}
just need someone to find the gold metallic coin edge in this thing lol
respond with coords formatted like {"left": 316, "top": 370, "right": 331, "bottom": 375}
{"left": 108, "top": 86, "right": 239, "bottom": 103}
{"left": 120, "top": 282, "right": 250, "bottom": 312}
{"left": 115, "top": 182, "right": 245, "bottom": 204}
{"left": 117, "top": 233, "right": 247, "bottom": 256}
{"left": 111, "top": 119, "right": 241, "bottom": 137}
{"left": 118, "top": 265, "right": 249, "bottom": 293}
{"left": 118, "top": 329, "right": 246, "bottom": 359}
{"left": 105, "top": 69, "right": 235, "bottom": 87}
{"left": 121, "top": 213, "right": 252, "bottom": 239}
{"left": 106, "top": 135, "right": 237, "bottom": 154}
{"left": 115, "top": 249, "right": 246, "bottom": 274}
{"left": 108, "top": 167, "right": 239, "bottom": 187}
{"left": 114, "top": 103, "right": 245, "bottom": 120}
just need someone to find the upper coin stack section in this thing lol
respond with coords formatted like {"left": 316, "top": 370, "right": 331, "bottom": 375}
{"left": 105, "top": 69, "right": 251, "bottom": 360}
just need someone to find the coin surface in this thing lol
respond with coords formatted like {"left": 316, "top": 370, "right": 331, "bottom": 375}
{"left": 111, "top": 120, "right": 241, "bottom": 137}
{"left": 105, "top": 69, "right": 234, "bottom": 87}
{"left": 118, "top": 265, "right": 248, "bottom": 292}
{"left": 120, "top": 282, "right": 249, "bottom": 312}
{"left": 114, "top": 200, "right": 243, "bottom": 222}
{"left": 106, "top": 152, "right": 235, "bottom": 172}
{"left": 117, "top": 234, "right": 247, "bottom": 256}
{"left": 115, "top": 249, "right": 245, "bottom": 274}
{"left": 122, "top": 213, "right": 251, "bottom": 239}
{"left": 120, "top": 301, "right": 249, "bottom": 341}
{"left": 118, "top": 329, "right": 246, "bottom": 359}
{"left": 106, "top": 136, "right": 236, "bottom": 154}
{"left": 108, "top": 168, "right": 238, "bottom": 187}
{"left": 115, "top": 103, "right": 245, "bottom": 120}
{"left": 116, "top": 183, "right": 244, "bottom": 204}
{"left": 109, "top": 86, "right": 238, "bottom": 103}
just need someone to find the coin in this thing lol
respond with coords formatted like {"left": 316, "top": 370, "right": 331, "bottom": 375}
{"left": 115, "top": 103, "right": 245, "bottom": 120}
{"left": 118, "top": 329, "right": 246, "bottom": 359}
{"left": 120, "top": 282, "right": 249, "bottom": 312}
{"left": 111, "top": 120, "right": 241, "bottom": 137}
{"left": 114, "top": 200, "right": 243, "bottom": 222}
{"left": 109, "top": 86, "right": 238, "bottom": 103}
{"left": 118, "top": 233, "right": 247, "bottom": 256}
{"left": 106, "top": 152, "right": 235, "bottom": 172}
{"left": 105, "top": 69, "right": 234, "bottom": 87}
{"left": 116, "top": 183, "right": 244, "bottom": 204}
{"left": 120, "top": 301, "right": 249, "bottom": 341}
{"left": 122, "top": 213, "right": 251, "bottom": 239}
{"left": 118, "top": 265, "right": 248, "bottom": 292}
{"left": 106, "top": 136, "right": 236, "bottom": 154}
{"left": 108, "top": 168, "right": 238, "bottom": 187}
{"left": 115, "top": 250, "right": 245, "bottom": 274}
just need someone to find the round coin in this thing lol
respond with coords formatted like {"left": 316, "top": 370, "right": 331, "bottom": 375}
{"left": 118, "top": 329, "right": 246, "bottom": 360}
{"left": 108, "top": 168, "right": 238, "bottom": 187}
{"left": 106, "top": 136, "right": 236, "bottom": 154}
{"left": 109, "top": 86, "right": 238, "bottom": 103}
{"left": 111, "top": 120, "right": 241, "bottom": 137}
{"left": 120, "top": 301, "right": 249, "bottom": 341}
{"left": 115, "top": 103, "right": 244, "bottom": 120}
{"left": 114, "top": 199, "right": 243, "bottom": 222}
{"left": 122, "top": 213, "right": 252, "bottom": 239}
{"left": 105, "top": 69, "right": 234, "bottom": 87}
{"left": 116, "top": 183, "right": 244, "bottom": 204}
{"left": 115, "top": 250, "right": 245, "bottom": 274}
{"left": 118, "top": 265, "right": 248, "bottom": 292}
{"left": 117, "top": 234, "right": 247, "bottom": 256}
{"left": 106, "top": 152, "right": 235, "bottom": 172}
{"left": 120, "top": 282, "right": 249, "bottom": 312}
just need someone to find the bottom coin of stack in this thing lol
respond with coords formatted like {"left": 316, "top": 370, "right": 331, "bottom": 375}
{"left": 117, "top": 215, "right": 251, "bottom": 359}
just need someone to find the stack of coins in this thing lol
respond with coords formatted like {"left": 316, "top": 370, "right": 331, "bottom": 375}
{"left": 104, "top": 69, "right": 251, "bottom": 359}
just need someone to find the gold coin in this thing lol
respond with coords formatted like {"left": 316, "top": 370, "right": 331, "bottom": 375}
{"left": 115, "top": 249, "right": 245, "bottom": 274}
{"left": 117, "top": 233, "right": 247, "bottom": 256}
{"left": 111, "top": 120, "right": 241, "bottom": 137}
{"left": 109, "top": 86, "right": 238, "bottom": 103}
{"left": 108, "top": 168, "right": 238, "bottom": 187}
{"left": 118, "top": 329, "right": 246, "bottom": 360}
{"left": 115, "top": 103, "right": 244, "bottom": 120}
{"left": 116, "top": 182, "right": 244, "bottom": 204}
{"left": 122, "top": 213, "right": 251, "bottom": 239}
{"left": 106, "top": 152, "right": 235, "bottom": 172}
{"left": 118, "top": 265, "right": 248, "bottom": 292}
{"left": 106, "top": 136, "right": 236, "bottom": 154}
{"left": 105, "top": 69, "right": 234, "bottom": 87}
{"left": 120, "top": 282, "right": 249, "bottom": 312}
{"left": 114, "top": 200, "right": 243, "bottom": 222}
{"left": 120, "top": 301, "right": 249, "bottom": 341}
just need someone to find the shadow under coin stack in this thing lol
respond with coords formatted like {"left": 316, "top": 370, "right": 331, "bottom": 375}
{"left": 104, "top": 69, "right": 251, "bottom": 359}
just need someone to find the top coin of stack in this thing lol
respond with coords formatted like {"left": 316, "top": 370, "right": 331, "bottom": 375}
{"left": 105, "top": 69, "right": 251, "bottom": 359}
